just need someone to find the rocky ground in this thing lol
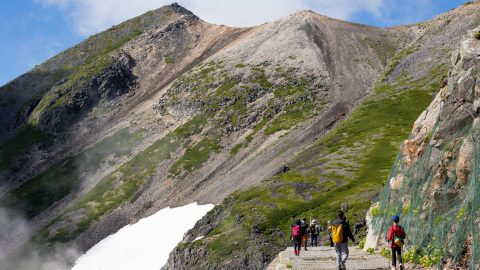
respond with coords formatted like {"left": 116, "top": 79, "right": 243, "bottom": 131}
{"left": 268, "top": 246, "right": 390, "bottom": 270}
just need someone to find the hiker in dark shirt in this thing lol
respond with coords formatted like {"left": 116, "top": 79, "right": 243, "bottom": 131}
{"left": 330, "top": 211, "right": 355, "bottom": 270}
{"left": 300, "top": 218, "right": 309, "bottom": 251}
{"left": 309, "top": 220, "right": 321, "bottom": 247}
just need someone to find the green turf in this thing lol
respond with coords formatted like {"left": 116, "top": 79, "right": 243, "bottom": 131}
{"left": 44, "top": 115, "right": 207, "bottom": 242}
{"left": 4, "top": 128, "right": 143, "bottom": 219}
{"left": 170, "top": 138, "right": 222, "bottom": 176}
{"left": 0, "top": 124, "right": 53, "bottom": 170}
{"left": 200, "top": 62, "right": 448, "bottom": 262}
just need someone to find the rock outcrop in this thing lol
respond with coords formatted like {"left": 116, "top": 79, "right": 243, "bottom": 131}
{"left": 365, "top": 28, "right": 480, "bottom": 269}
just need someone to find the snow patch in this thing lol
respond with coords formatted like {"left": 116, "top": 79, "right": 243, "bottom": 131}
{"left": 193, "top": 236, "right": 204, "bottom": 242}
{"left": 72, "top": 202, "right": 214, "bottom": 270}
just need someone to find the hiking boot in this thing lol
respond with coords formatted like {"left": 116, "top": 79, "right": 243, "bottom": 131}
{"left": 399, "top": 264, "right": 404, "bottom": 270}
{"left": 340, "top": 262, "right": 346, "bottom": 270}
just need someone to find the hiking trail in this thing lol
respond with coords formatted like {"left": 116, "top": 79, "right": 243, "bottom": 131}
{"left": 267, "top": 246, "right": 391, "bottom": 270}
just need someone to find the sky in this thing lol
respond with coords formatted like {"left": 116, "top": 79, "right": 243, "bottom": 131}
{"left": 0, "top": 0, "right": 469, "bottom": 86}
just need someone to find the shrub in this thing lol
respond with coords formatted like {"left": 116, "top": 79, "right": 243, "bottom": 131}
{"left": 403, "top": 247, "right": 444, "bottom": 267}
{"left": 230, "top": 143, "right": 243, "bottom": 155}
{"left": 367, "top": 248, "right": 375, "bottom": 254}
{"left": 474, "top": 31, "right": 480, "bottom": 40}
{"left": 380, "top": 247, "right": 391, "bottom": 258}
{"left": 164, "top": 55, "right": 174, "bottom": 64}
{"left": 359, "top": 238, "right": 366, "bottom": 249}
{"left": 423, "top": 131, "right": 433, "bottom": 143}
{"left": 370, "top": 204, "right": 380, "bottom": 216}
{"left": 403, "top": 248, "right": 415, "bottom": 263}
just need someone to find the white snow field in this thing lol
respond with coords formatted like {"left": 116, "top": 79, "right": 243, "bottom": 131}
{"left": 72, "top": 203, "right": 214, "bottom": 270}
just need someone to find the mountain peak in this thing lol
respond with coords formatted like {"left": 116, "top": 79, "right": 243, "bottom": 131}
{"left": 164, "top": 2, "right": 195, "bottom": 17}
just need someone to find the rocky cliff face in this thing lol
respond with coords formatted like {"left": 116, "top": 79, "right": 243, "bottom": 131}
{"left": 365, "top": 29, "right": 480, "bottom": 269}
{"left": 0, "top": 1, "right": 479, "bottom": 269}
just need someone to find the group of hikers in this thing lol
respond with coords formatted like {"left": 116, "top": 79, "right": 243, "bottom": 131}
{"left": 291, "top": 217, "right": 323, "bottom": 254}
{"left": 291, "top": 211, "right": 406, "bottom": 270}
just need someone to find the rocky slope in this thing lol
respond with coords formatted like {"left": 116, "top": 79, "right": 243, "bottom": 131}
{"left": 0, "top": 2, "right": 399, "bottom": 254}
{"left": 364, "top": 28, "right": 480, "bottom": 269}
{"left": 0, "top": 1, "right": 479, "bottom": 269}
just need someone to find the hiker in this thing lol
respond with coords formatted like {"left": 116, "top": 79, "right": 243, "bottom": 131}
{"left": 330, "top": 211, "right": 355, "bottom": 270}
{"left": 291, "top": 220, "right": 302, "bottom": 256}
{"left": 387, "top": 215, "right": 406, "bottom": 270}
{"left": 327, "top": 220, "right": 334, "bottom": 247}
{"left": 300, "top": 218, "right": 309, "bottom": 250}
{"left": 309, "top": 220, "right": 321, "bottom": 247}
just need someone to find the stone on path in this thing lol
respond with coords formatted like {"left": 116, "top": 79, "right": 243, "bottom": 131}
{"left": 267, "top": 246, "right": 391, "bottom": 270}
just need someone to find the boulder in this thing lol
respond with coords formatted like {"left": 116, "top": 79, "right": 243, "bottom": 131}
{"left": 389, "top": 174, "right": 404, "bottom": 190}
{"left": 363, "top": 203, "right": 382, "bottom": 252}
{"left": 402, "top": 139, "right": 424, "bottom": 166}
{"left": 456, "top": 136, "right": 474, "bottom": 187}
{"left": 456, "top": 75, "right": 475, "bottom": 103}
{"left": 412, "top": 86, "right": 446, "bottom": 140}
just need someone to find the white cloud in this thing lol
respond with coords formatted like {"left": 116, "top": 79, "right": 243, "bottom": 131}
{"left": 35, "top": 0, "right": 387, "bottom": 36}
{"left": 34, "top": 0, "right": 70, "bottom": 8}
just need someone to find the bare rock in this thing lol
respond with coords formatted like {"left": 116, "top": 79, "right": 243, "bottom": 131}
{"left": 456, "top": 136, "right": 474, "bottom": 187}
{"left": 389, "top": 174, "right": 404, "bottom": 190}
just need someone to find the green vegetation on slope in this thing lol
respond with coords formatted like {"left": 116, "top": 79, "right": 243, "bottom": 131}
{"left": 39, "top": 61, "right": 330, "bottom": 243}
{"left": 44, "top": 115, "right": 207, "bottom": 242}
{"left": 0, "top": 124, "right": 53, "bottom": 170}
{"left": 166, "top": 62, "right": 329, "bottom": 157}
{"left": 4, "top": 128, "right": 143, "bottom": 219}
{"left": 363, "top": 37, "right": 398, "bottom": 66}
{"left": 27, "top": 5, "right": 183, "bottom": 125}
{"left": 1, "top": 8, "right": 183, "bottom": 174}
{"left": 383, "top": 45, "right": 419, "bottom": 80}
{"left": 192, "top": 62, "right": 448, "bottom": 262}
{"left": 170, "top": 138, "right": 222, "bottom": 176}
{"left": 29, "top": 25, "right": 143, "bottom": 122}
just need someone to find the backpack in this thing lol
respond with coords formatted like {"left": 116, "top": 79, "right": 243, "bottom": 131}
{"left": 292, "top": 225, "right": 301, "bottom": 237}
{"left": 309, "top": 225, "right": 316, "bottom": 234}
{"left": 300, "top": 222, "right": 308, "bottom": 235}
{"left": 330, "top": 223, "right": 344, "bottom": 244}
{"left": 393, "top": 225, "right": 406, "bottom": 247}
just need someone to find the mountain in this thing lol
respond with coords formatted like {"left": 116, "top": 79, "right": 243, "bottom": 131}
{"left": 0, "top": 2, "right": 479, "bottom": 269}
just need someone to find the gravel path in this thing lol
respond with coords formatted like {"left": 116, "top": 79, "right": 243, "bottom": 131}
{"left": 267, "top": 246, "right": 391, "bottom": 270}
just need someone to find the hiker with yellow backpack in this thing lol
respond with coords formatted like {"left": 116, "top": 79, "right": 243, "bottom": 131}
{"left": 330, "top": 211, "right": 355, "bottom": 270}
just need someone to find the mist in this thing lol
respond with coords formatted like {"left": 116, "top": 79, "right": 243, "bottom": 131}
{"left": 0, "top": 206, "right": 81, "bottom": 270}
